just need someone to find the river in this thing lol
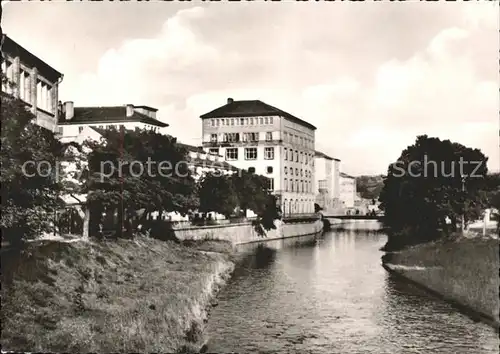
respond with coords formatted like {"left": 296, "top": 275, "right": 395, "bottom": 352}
{"left": 205, "top": 221, "right": 499, "bottom": 353}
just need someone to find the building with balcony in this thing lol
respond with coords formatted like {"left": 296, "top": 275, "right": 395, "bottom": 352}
{"left": 57, "top": 102, "right": 168, "bottom": 143}
{"left": 340, "top": 172, "right": 357, "bottom": 211}
{"left": 1, "top": 34, "right": 64, "bottom": 132}
{"left": 200, "top": 98, "right": 317, "bottom": 215}
{"left": 314, "top": 151, "right": 342, "bottom": 213}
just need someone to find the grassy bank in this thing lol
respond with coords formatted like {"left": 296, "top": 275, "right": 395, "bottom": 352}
{"left": 1, "top": 237, "right": 235, "bottom": 353}
{"left": 382, "top": 237, "right": 499, "bottom": 328}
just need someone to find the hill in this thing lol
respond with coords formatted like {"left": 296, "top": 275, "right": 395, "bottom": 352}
{"left": 356, "top": 175, "right": 385, "bottom": 200}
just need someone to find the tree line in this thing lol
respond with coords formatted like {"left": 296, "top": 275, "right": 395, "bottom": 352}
{"left": 1, "top": 93, "right": 280, "bottom": 246}
{"left": 379, "top": 135, "right": 499, "bottom": 251}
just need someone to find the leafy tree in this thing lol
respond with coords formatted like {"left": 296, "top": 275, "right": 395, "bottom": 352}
{"left": 198, "top": 173, "right": 238, "bottom": 218}
{"left": 81, "top": 127, "right": 198, "bottom": 238}
{"left": 379, "top": 135, "right": 489, "bottom": 251}
{"left": 1, "top": 96, "right": 66, "bottom": 246}
{"left": 231, "top": 170, "right": 272, "bottom": 217}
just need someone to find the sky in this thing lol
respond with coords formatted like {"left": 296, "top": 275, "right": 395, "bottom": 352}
{"left": 3, "top": 1, "right": 499, "bottom": 176}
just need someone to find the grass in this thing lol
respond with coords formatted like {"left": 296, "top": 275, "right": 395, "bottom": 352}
{"left": 383, "top": 237, "right": 499, "bottom": 326}
{"left": 1, "top": 237, "right": 235, "bottom": 353}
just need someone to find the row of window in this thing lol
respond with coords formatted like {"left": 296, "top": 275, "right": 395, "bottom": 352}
{"left": 284, "top": 167, "right": 312, "bottom": 179}
{"left": 283, "top": 131, "right": 313, "bottom": 149}
{"left": 283, "top": 178, "right": 312, "bottom": 193}
{"left": 210, "top": 116, "right": 274, "bottom": 127}
{"left": 282, "top": 199, "right": 314, "bottom": 214}
{"left": 221, "top": 147, "right": 275, "bottom": 161}
{"left": 284, "top": 148, "right": 314, "bottom": 166}
{"left": 211, "top": 132, "right": 274, "bottom": 143}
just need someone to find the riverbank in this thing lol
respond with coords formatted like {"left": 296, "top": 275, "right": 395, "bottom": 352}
{"left": 0, "top": 237, "right": 235, "bottom": 353}
{"left": 382, "top": 237, "right": 499, "bottom": 330}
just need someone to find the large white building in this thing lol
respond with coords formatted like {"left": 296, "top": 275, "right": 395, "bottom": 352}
{"left": 314, "top": 151, "right": 342, "bottom": 213}
{"left": 1, "top": 34, "right": 64, "bottom": 132}
{"left": 340, "top": 172, "right": 357, "bottom": 210}
{"left": 200, "top": 98, "right": 317, "bottom": 215}
{"left": 58, "top": 102, "right": 168, "bottom": 143}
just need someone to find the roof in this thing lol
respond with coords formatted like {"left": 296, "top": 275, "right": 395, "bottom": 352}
{"left": 200, "top": 99, "right": 316, "bottom": 130}
{"left": 340, "top": 172, "right": 356, "bottom": 179}
{"left": 1, "top": 34, "right": 63, "bottom": 82}
{"left": 315, "top": 150, "right": 341, "bottom": 161}
{"left": 58, "top": 106, "right": 169, "bottom": 127}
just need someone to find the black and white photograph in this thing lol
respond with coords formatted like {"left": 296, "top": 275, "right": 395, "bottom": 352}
{"left": 1, "top": 1, "right": 499, "bottom": 353}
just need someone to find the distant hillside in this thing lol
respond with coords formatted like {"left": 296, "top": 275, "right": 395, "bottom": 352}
{"left": 356, "top": 175, "right": 385, "bottom": 200}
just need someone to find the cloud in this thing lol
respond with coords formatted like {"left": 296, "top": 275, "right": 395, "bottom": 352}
{"left": 53, "top": 3, "right": 498, "bottom": 175}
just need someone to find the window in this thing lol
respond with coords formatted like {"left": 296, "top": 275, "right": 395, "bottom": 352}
{"left": 284, "top": 178, "right": 288, "bottom": 192}
{"left": 266, "top": 132, "right": 273, "bottom": 141}
{"left": 300, "top": 169, "right": 303, "bottom": 177}
{"left": 295, "top": 150, "right": 299, "bottom": 162}
{"left": 240, "top": 118, "right": 245, "bottom": 126}
{"left": 250, "top": 117, "right": 254, "bottom": 125}
{"left": 300, "top": 137, "right": 303, "bottom": 146}
{"left": 245, "top": 147, "right": 257, "bottom": 160}
{"left": 78, "top": 126, "right": 84, "bottom": 133}
{"left": 224, "top": 133, "right": 240, "bottom": 142}
{"left": 249, "top": 132, "right": 259, "bottom": 142}
{"left": 268, "top": 178, "right": 274, "bottom": 191}
{"left": 291, "top": 179, "right": 294, "bottom": 192}
{"left": 267, "top": 166, "right": 273, "bottom": 174}
{"left": 209, "top": 148, "right": 219, "bottom": 155}
{"left": 211, "top": 119, "right": 215, "bottom": 127}
{"left": 226, "top": 148, "right": 238, "bottom": 160}
{"left": 295, "top": 168, "right": 299, "bottom": 176}
{"left": 259, "top": 117, "right": 264, "bottom": 124}
{"left": 248, "top": 167, "right": 256, "bottom": 173}
{"left": 300, "top": 152, "right": 303, "bottom": 163}
{"left": 230, "top": 119, "right": 235, "bottom": 126}
{"left": 270, "top": 117, "right": 273, "bottom": 124}
{"left": 264, "top": 117, "right": 269, "bottom": 124}
{"left": 284, "top": 148, "right": 288, "bottom": 161}
{"left": 264, "top": 147, "right": 274, "bottom": 160}
{"left": 216, "top": 119, "right": 221, "bottom": 126}
{"left": 290, "top": 168, "right": 293, "bottom": 176}
{"left": 245, "top": 118, "right": 249, "bottom": 125}
{"left": 284, "top": 167, "right": 288, "bottom": 174}
{"left": 210, "top": 134, "right": 217, "bottom": 143}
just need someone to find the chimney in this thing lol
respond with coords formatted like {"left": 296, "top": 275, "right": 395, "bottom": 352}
{"left": 227, "top": 98, "right": 234, "bottom": 104}
{"left": 64, "top": 101, "right": 74, "bottom": 120}
{"left": 126, "top": 104, "right": 134, "bottom": 117}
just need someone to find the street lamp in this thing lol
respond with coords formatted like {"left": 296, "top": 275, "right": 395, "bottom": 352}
{"left": 461, "top": 175, "right": 466, "bottom": 233}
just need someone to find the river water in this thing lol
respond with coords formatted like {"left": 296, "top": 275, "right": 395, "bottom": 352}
{"left": 205, "top": 221, "right": 498, "bottom": 353}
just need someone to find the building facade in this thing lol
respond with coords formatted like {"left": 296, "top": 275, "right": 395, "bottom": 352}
{"left": 339, "top": 172, "right": 357, "bottom": 210}
{"left": 314, "top": 151, "right": 342, "bottom": 213}
{"left": 1, "top": 34, "right": 64, "bottom": 132}
{"left": 200, "top": 98, "right": 316, "bottom": 215}
{"left": 58, "top": 102, "right": 168, "bottom": 143}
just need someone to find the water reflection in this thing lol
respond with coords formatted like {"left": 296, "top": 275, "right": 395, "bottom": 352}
{"left": 206, "top": 223, "right": 499, "bottom": 353}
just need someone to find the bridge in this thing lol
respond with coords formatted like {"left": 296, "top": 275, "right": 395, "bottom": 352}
{"left": 322, "top": 214, "right": 383, "bottom": 221}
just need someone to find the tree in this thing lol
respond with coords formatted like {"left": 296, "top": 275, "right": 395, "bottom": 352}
{"left": 198, "top": 173, "right": 238, "bottom": 218}
{"left": 81, "top": 127, "right": 198, "bottom": 238}
{"left": 379, "top": 135, "right": 489, "bottom": 251}
{"left": 1, "top": 96, "right": 66, "bottom": 246}
{"left": 231, "top": 171, "right": 272, "bottom": 217}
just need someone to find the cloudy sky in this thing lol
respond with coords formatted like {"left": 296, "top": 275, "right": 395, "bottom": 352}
{"left": 3, "top": 2, "right": 499, "bottom": 175}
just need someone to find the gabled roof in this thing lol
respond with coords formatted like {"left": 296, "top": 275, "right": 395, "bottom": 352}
{"left": 340, "top": 172, "right": 356, "bottom": 179}
{"left": 200, "top": 99, "right": 316, "bottom": 130}
{"left": 1, "top": 34, "right": 63, "bottom": 82}
{"left": 315, "top": 150, "right": 341, "bottom": 161}
{"left": 58, "top": 106, "right": 169, "bottom": 127}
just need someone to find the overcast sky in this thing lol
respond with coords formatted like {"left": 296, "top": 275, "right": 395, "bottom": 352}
{"left": 3, "top": 2, "right": 499, "bottom": 175}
